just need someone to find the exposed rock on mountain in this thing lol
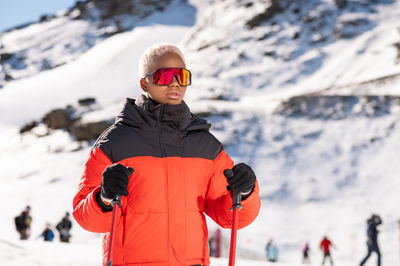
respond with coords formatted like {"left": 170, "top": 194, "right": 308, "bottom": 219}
{"left": 274, "top": 94, "right": 400, "bottom": 119}
{"left": 20, "top": 97, "right": 112, "bottom": 141}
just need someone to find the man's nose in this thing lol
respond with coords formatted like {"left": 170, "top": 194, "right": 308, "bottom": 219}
{"left": 169, "top": 75, "right": 180, "bottom": 87}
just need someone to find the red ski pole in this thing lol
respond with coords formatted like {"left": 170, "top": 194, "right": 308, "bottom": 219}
{"left": 224, "top": 169, "right": 243, "bottom": 266}
{"left": 106, "top": 195, "right": 121, "bottom": 266}
{"left": 228, "top": 192, "right": 242, "bottom": 266}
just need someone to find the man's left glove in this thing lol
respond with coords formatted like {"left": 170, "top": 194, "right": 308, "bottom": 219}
{"left": 224, "top": 163, "right": 256, "bottom": 198}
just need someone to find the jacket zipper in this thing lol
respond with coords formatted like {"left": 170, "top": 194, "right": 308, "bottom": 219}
{"left": 158, "top": 105, "right": 170, "bottom": 263}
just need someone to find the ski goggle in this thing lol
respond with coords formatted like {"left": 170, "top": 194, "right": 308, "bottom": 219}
{"left": 144, "top": 67, "right": 192, "bottom": 86}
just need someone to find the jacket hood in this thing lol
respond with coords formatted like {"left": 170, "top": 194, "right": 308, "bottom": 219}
{"left": 116, "top": 94, "right": 211, "bottom": 132}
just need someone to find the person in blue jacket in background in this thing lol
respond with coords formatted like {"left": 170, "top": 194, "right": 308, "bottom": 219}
{"left": 40, "top": 223, "right": 55, "bottom": 241}
{"left": 266, "top": 238, "right": 279, "bottom": 262}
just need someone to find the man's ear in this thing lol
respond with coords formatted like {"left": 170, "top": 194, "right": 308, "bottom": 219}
{"left": 140, "top": 78, "right": 148, "bottom": 91}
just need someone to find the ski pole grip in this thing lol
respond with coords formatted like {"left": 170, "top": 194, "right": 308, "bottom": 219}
{"left": 111, "top": 194, "right": 122, "bottom": 208}
{"left": 224, "top": 169, "right": 243, "bottom": 211}
{"left": 231, "top": 191, "right": 243, "bottom": 211}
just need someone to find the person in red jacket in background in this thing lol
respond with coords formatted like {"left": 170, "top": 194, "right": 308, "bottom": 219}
{"left": 73, "top": 43, "right": 261, "bottom": 266}
{"left": 320, "top": 236, "right": 335, "bottom": 265}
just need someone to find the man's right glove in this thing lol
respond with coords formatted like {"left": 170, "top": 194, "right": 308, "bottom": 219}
{"left": 224, "top": 163, "right": 256, "bottom": 199}
{"left": 101, "top": 163, "right": 134, "bottom": 200}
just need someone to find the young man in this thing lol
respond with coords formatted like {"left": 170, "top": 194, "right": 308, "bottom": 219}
{"left": 73, "top": 43, "right": 261, "bottom": 266}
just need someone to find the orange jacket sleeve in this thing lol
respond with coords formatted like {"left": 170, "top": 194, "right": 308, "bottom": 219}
{"left": 72, "top": 148, "right": 114, "bottom": 233}
{"left": 204, "top": 150, "right": 261, "bottom": 229}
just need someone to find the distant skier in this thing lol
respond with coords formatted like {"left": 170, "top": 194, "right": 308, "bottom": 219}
{"left": 72, "top": 43, "right": 261, "bottom": 266}
{"left": 56, "top": 212, "right": 72, "bottom": 242}
{"left": 214, "top": 228, "right": 222, "bottom": 258}
{"left": 302, "top": 241, "right": 311, "bottom": 264}
{"left": 14, "top": 206, "right": 32, "bottom": 240}
{"left": 40, "top": 223, "right": 55, "bottom": 241}
{"left": 209, "top": 227, "right": 222, "bottom": 258}
{"left": 320, "top": 236, "right": 335, "bottom": 265}
{"left": 208, "top": 234, "right": 215, "bottom": 257}
{"left": 266, "top": 239, "right": 279, "bottom": 262}
{"left": 359, "top": 214, "right": 382, "bottom": 266}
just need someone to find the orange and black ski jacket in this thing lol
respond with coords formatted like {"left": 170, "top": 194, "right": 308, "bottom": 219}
{"left": 73, "top": 95, "right": 261, "bottom": 266}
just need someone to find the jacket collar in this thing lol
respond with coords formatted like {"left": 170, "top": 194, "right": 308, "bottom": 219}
{"left": 116, "top": 94, "right": 210, "bottom": 132}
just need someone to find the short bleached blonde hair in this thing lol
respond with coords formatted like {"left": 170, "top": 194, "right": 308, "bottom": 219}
{"left": 139, "top": 43, "right": 186, "bottom": 78}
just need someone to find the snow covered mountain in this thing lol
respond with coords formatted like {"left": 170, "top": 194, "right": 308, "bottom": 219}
{"left": 0, "top": 0, "right": 186, "bottom": 88}
{"left": 1, "top": 0, "right": 400, "bottom": 265}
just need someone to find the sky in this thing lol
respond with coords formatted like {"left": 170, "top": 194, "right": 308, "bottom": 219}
{"left": 0, "top": 0, "right": 76, "bottom": 32}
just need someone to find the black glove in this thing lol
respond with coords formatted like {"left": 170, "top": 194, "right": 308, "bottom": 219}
{"left": 224, "top": 163, "right": 256, "bottom": 196}
{"left": 101, "top": 163, "right": 134, "bottom": 200}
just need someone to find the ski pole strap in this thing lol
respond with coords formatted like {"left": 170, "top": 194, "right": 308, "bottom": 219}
{"left": 231, "top": 191, "right": 243, "bottom": 211}
{"left": 111, "top": 194, "right": 122, "bottom": 208}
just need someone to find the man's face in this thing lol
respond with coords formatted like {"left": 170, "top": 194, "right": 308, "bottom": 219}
{"left": 140, "top": 52, "right": 187, "bottom": 105}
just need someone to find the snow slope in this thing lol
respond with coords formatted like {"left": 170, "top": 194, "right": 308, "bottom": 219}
{"left": 1, "top": 0, "right": 400, "bottom": 265}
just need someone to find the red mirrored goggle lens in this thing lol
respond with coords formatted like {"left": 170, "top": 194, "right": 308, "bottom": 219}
{"left": 151, "top": 68, "right": 191, "bottom": 86}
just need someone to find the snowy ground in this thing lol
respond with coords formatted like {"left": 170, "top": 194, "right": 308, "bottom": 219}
{"left": 0, "top": 239, "right": 374, "bottom": 266}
